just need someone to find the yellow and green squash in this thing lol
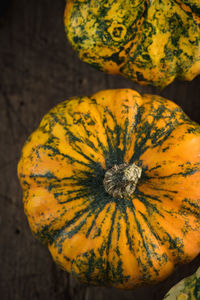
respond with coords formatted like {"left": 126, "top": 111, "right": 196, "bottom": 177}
{"left": 64, "top": 0, "right": 200, "bottom": 88}
{"left": 18, "top": 89, "right": 200, "bottom": 289}
{"left": 164, "top": 266, "right": 200, "bottom": 299}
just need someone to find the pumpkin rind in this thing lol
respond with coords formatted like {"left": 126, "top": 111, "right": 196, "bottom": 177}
{"left": 164, "top": 266, "right": 200, "bottom": 299}
{"left": 64, "top": 0, "right": 200, "bottom": 88}
{"left": 18, "top": 89, "right": 200, "bottom": 289}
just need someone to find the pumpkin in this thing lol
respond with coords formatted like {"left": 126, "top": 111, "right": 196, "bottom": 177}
{"left": 164, "top": 266, "right": 200, "bottom": 299}
{"left": 18, "top": 89, "right": 200, "bottom": 289}
{"left": 64, "top": 0, "right": 200, "bottom": 88}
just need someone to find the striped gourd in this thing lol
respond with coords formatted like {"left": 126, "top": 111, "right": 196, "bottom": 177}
{"left": 64, "top": 0, "right": 200, "bottom": 88}
{"left": 18, "top": 89, "right": 200, "bottom": 289}
{"left": 164, "top": 266, "right": 200, "bottom": 299}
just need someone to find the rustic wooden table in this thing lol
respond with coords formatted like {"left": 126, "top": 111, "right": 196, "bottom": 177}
{"left": 1, "top": 1, "right": 200, "bottom": 299}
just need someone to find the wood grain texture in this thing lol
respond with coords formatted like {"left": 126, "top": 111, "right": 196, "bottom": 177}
{"left": 0, "top": 0, "right": 200, "bottom": 299}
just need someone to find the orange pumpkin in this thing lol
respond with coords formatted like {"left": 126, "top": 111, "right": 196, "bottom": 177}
{"left": 64, "top": 0, "right": 200, "bottom": 88}
{"left": 18, "top": 89, "right": 200, "bottom": 289}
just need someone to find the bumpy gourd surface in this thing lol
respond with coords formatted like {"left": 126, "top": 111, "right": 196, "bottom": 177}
{"left": 18, "top": 89, "right": 200, "bottom": 289}
{"left": 65, "top": 0, "right": 200, "bottom": 88}
{"left": 164, "top": 266, "right": 200, "bottom": 299}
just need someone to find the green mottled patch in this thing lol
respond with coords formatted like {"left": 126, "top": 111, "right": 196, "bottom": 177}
{"left": 164, "top": 266, "right": 200, "bottom": 299}
{"left": 65, "top": 0, "right": 200, "bottom": 87}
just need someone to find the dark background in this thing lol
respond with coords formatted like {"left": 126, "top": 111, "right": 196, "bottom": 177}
{"left": 1, "top": 1, "right": 200, "bottom": 299}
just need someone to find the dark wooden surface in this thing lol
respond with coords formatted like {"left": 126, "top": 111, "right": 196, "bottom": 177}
{"left": 1, "top": 1, "right": 200, "bottom": 299}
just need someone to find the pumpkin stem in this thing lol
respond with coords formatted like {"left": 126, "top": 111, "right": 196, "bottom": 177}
{"left": 103, "top": 163, "right": 142, "bottom": 199}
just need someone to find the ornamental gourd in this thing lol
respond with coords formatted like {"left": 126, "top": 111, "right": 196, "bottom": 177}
{"left": 164, "top": 266, "right": 200, "bottom": 299}
{"left": 64, "top": 0, "right": 200, "bottom": 88}
{"left": 18, "top": 89, "right": 200, "bottom": 289}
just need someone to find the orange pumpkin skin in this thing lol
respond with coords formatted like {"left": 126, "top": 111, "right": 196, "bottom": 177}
{"left": 18, "top": 89, "right": 200, "bottom": 289}
{"left": 64, "top": 0, "right": 200, "bottom": 88}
